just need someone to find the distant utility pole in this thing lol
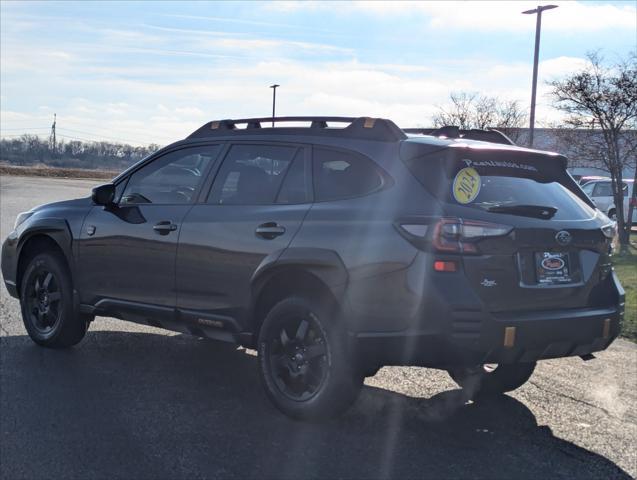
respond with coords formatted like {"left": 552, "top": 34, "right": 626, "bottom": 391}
{"left": 49, "top": 113, "right": 57, "bottom": 152}
{"left": 522, "top": 4, "right": 558, "bottom": 148}
{"left": 270, "top": 84, "right": 279, "bottom": 127}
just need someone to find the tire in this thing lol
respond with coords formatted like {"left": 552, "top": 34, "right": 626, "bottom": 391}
{"left": 20, "top": 252, "right": 88, "bottom": 348}
{"left": 258, "top": 296, "right": 363, "bottom": 420}
{"left": 447, "top": 362, "right": 536, "bottom": 400}
{"left": 608, "top": 209, "right": 617, "bottom": 222}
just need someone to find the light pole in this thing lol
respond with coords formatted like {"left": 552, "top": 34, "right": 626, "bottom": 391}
{"left": 522, "top": 4, "right": 558, "bottom": 147}
{"left": 269, "top": 84, "right": 279, "bottom": 127}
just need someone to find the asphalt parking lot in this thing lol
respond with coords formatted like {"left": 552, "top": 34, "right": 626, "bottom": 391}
{"left": 1, "top": 175, "right": 636, "bottom": 479}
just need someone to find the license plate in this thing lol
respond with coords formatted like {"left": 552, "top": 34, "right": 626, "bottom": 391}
{"left": 535, "top": 252, "right": 573, "bottom": 285}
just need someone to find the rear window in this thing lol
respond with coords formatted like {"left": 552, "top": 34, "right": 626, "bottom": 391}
{"left": 313, "top": 148, "right": 384, "bottom": 201}
{"left": 403, "top": 152, "right": 596, "bottom": 220}
{"left": 455, "top": 175, "right": 595, "bottom": 220}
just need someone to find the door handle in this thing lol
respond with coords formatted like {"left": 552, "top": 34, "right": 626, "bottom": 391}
{"left": 255, "top": 222, "right": 286, "bottom": 239}
{"left": 153, "top": 221, "right": 178, "bottom": 234}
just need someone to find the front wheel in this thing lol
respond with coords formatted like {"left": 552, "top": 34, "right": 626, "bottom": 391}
{"left": 447, "top": 362, "right": 536, "bottom": 400}
{"left": 20, "top": 252, "right": 89, "bottom": 348}
{"left": 258, "top": 296, "right": 363, "bottom": 420}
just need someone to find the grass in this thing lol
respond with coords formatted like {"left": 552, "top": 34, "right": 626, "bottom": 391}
{"left": 613, "top": 236, "right": 637, "bottom": 342}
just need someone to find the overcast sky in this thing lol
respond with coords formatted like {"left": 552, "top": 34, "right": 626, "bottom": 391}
{"left": 1, "top": 1, "right": 635, "bottom": 146}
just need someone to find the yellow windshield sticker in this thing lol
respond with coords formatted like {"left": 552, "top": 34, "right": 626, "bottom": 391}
{"left": 453, "top": 167, "right": 481, "bottom": 204}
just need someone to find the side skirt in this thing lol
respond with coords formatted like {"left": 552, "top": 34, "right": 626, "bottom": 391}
{"left": 80, "top": 299, "right": 252, "bottom": 344}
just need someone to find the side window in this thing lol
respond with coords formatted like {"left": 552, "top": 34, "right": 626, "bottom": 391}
{"left": 593, "top": 182, "right": 612, "bottom": 197}
{"left": 313, "top": 147, "right": 384, "bottom": 201}
{"left": 276, "top": 150, "right": 311, "bottom": 204}
{"left": 208, "top": 144, "right": 297, "bottom": 205}
{"left": 121, "top": 145, "right": 220, "bottom": 205}
{"left": 581, "top": 182, "right": 595, "bottom": 197}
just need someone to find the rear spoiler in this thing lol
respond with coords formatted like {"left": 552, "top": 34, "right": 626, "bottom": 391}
{"left": 403, "top": 126, "right": 515, "bottom": 146}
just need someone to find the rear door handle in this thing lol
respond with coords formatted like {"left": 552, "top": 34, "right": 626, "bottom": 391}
{"left": 153, "top": 221, "right": 178, "bottom": 235}
{"left": 255, "top": 222, "right": 286, "bottom": 239}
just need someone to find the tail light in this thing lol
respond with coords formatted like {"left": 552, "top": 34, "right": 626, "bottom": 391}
{"left": 630, "top": 197, "right": 637, "bottom": 208}
{"left": 432, "top": 217, "right": 512, "bottom": 254}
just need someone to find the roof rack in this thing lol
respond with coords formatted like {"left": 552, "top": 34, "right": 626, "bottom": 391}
{"left": 403, "top": 126, "right": 516, "bottom": 146}
{"left": 187, "top": 116, "right": 407, "bottom": 142}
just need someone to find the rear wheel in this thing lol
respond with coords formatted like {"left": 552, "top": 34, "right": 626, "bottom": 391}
{"left": 20, "top": 252, "right": 89, "bottom": 348}
{"left": 258, "top": 296, "right": 363, "bottom": 420}
{"left": 608, "top": 209, "right": 617, "bottom": 222}
{"left": 447, "top": 362, "right": 536, "bottom": 400}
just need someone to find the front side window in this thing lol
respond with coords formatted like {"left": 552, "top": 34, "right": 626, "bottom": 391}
{"left": 313, "top": 148, "right": 384, "bottom": 201}
{"left": 121, "top": 145, "right": 220, "bottom": 205}
{"left": 208, "top": 144, "right": 298, "bottom": 205}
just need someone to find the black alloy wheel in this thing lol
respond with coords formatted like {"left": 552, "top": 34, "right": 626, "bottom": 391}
{"left": 20, "top": 252, "right": 89, "bottom": 348}
{"left": 25, "top": 267, "right": 63, "bottom": 335}
{"left": 267, "top": 312, "right": 329, "bottom": 402}
{"left": 258, "top": 296, "right": 363, "bottom": 420}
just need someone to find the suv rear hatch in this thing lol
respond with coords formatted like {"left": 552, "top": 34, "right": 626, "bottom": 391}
{"left": 401, "top": 140, "right": 614, "bottom": 313}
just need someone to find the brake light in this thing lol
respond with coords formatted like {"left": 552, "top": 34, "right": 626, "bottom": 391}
{"left": 432, "top": 217, "right": 512, "bottom": 254}
{"left": 630, "top": 197, "right": 637, "bottom": 208}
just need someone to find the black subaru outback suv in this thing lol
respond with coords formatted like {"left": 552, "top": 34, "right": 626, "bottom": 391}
{"left": 2, "top": 117, "right": 624, "bottom": 419}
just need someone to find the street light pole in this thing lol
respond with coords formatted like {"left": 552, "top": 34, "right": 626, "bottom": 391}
{"left": 269, "top": 84, "right": 280, "bottom": 127}
{"left": 522, "top": 4, "right": 558, "bottom": 148}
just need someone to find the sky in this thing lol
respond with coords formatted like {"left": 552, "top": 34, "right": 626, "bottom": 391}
{"left": 1, "top": 0, "right": 636, "bottom": 146}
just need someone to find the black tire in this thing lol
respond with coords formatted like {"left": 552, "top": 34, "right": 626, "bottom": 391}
{"left": 447, "top": 362, "right": 536, "bottom": 400}
{"left": 258, "top": 296, "right": 363, "bottom": 420}
{"left": 20, "top": 252, "right": 88, "bottom": 348}
{"left": 608, "top": 209, "right": 617, "bottom": 222}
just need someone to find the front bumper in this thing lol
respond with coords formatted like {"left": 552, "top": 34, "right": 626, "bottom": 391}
{"left": 353, "top": 303, "right": 623, "bottom": 368}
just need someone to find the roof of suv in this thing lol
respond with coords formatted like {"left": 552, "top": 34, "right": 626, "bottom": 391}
{"left": 186, "top": 116, "right": 565, "bottom": 162}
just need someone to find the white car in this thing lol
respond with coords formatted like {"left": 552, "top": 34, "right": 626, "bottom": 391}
{"left": 581, "top": 179, "right": 637, "bottom": 223}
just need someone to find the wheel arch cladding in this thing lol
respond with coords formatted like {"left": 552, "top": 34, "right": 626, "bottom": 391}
{"left": 250, "top": 248, "right": 350, "bottom": 336}
{"left": 17, "top": 221, "right": 73, "bottom": 295}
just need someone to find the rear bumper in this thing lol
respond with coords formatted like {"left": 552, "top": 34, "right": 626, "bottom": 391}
{"left": 353, "top": 303, "right": 623, "bottom": 368}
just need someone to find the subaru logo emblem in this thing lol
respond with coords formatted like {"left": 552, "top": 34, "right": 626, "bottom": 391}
{"left": 555, "top": 230, "right": 571, "bottom": 246}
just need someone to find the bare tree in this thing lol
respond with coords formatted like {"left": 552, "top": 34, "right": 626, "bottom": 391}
{"left": 549, "top": 52, "right": 637, "bottom": 252}
{"left": 432, "top": 92, "right": 526, "bottom": 142}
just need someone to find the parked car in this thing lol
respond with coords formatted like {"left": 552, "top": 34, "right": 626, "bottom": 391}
{"left": 581, "top": 179, "right": 637, "bottom": 223}
{"left": 1, "top": 117, "right": 624, "bottom": 419}
{"left": 577, "top": 175, "right": 609, "bottom": 186}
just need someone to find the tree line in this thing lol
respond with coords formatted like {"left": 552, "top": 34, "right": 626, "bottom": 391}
{"left": 0, "top": 135, "right": 162, "bottom": 172}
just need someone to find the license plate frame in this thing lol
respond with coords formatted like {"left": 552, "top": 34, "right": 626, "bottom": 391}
{"left": 535, "top": 251, "right": 573, "bottom": 285}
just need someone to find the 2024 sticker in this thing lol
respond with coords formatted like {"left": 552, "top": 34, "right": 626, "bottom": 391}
{"left": 453, "top": 167, "right": 481, "bottom": 204}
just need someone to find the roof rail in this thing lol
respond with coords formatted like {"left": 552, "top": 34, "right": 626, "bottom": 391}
{"left": 187, "top": 116, "right": 407, "bottom": 142}
{"left": 403, "top": 126, "right": 516, "bottom": 146}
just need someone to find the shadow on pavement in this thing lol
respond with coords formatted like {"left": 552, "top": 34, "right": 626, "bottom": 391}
{"left": 0, "top": 331, "right": 631, "bottom": 480}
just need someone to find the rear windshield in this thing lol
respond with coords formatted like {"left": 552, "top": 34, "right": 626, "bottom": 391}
{"left": 452, "top": 175, "right": 595, "bottom": 220}
{"left": 404, "top": 153, "right": 596, "bottom": 221}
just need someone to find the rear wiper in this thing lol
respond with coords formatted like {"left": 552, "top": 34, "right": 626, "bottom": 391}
{"left": 486, "top": 204, "right": 557, "bottom": 219}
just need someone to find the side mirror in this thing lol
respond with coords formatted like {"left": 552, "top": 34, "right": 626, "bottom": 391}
{"left": 92, "top": 183, "right": 116, "bottom": 206}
